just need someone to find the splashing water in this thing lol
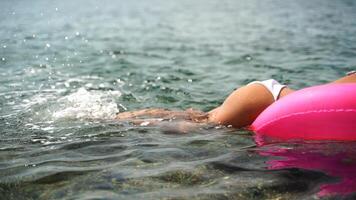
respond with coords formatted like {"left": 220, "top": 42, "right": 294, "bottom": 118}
{"left": 52, "top": 88, "right": 121, "bottom": 120}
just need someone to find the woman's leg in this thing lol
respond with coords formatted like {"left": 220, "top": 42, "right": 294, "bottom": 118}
{"left": 332, "top": 73, "right": 356, "bottom": 84}
{"left": 208, "top": 84, "right": 291, "bottom": 128}
{"left": 116, "top": 84, "right": 294, "bottom": 127}
{"left": 116, "top": 108, "right": 175, "bottom": 119}
{"left": 116, "top": 108, "right": 209, "bottom": 122}
{"left": 116, "top": 73, "right": 355, "bottom": 129}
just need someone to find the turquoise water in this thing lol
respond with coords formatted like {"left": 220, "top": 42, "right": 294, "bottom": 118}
{"left": 1, "top": 0, "right": 356, "bottom": 199}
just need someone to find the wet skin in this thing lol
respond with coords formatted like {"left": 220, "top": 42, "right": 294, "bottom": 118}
{"left": 116, "top": 74, "right": 356, "bottom": 129}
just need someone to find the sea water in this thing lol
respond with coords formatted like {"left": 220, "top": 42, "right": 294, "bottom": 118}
{"left": 1, "top": 0, "right": 356, "bottom": 199}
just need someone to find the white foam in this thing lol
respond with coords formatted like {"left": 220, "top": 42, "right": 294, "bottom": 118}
{"left": 52, "top": 88, "right": 121, "bottom": 120}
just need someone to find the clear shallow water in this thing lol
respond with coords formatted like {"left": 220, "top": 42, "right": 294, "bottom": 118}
{"left": 0, "top": 0, "right": 356, "bottom": 199}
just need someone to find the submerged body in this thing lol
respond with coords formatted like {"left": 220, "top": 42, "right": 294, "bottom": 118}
{"left": 116, "top": 73, "right": 356, "bottom": 130}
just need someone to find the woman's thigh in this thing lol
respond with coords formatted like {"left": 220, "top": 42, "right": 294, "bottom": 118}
{"left": 209, "top": 83, "right": 276, "bottom": 127}
{"left": 332, "top": 73, "right": 356, "bottom": 84}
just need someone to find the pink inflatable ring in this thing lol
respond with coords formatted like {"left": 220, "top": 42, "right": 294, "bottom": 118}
{"left": 251, "top": 84, "right": 356, "bottom": 141}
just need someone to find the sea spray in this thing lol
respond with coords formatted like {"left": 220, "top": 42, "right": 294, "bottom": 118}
{"left": 53, "top": 88, "right": 121, "bottom": 120}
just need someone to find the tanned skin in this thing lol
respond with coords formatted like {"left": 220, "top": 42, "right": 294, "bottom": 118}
{"left": 116, "top": 74, "right": 356, "bottom": 129}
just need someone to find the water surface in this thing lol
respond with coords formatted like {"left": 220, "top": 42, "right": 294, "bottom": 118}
{"left": 1, "top": 0, "right": 356, "bottom": 199}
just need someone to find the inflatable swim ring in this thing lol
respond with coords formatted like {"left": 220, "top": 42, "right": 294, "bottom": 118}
{"left": 251, "top": 84, "right": 356, "bottom": 141}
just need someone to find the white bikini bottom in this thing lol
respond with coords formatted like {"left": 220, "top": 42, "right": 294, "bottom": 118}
{"left": 248, "top": 72, "right": 354, "bottom": 101}
{"left": 248, "top": 79, "right": 286, "bottom": 101}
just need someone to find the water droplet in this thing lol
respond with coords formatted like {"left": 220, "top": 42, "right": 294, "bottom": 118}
{"left": 140, "top": 121, "right": 150, "bottom": 126}
{"left": 40, "top": 12, "right": 43, "bottom": 16}
{"left": 244, "top": 55, "right": 252, "bottom": 61}
{"left": 188, "top": 79, "right": 193, "bottom": 82}
{"left": 85, "top": 39, "right": 88, "bottom": 43}
{"left": 2, "top": 45, "right": 6, "bottom": 48}
{"left": 12, "top": 12, "right": 15, "bottom": 15}
{"left": 1, "top": 58, "right": 5, "bottom": 61}
{"left": 76, "top": 32, "right": 80, "bottom": 36}
{"left": 85, "top": 83, "right": 93, "bottom": 88}
{"left": 55, "top": 8, "right": 58, "bottom": 11}
{"left": 118, "top": 103, "right": 127, "bottom": 111}
{"left": 46, "top": 43, "right": 51, "bottom": 48}
{"left": 111, "top": 54, "right": 116, "bottom": 59}
{"left": 45, "top": 57, "right": 49, "bottom": 61}
{"left": 64, "top": 36, "right": 68, "bottom": 40}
